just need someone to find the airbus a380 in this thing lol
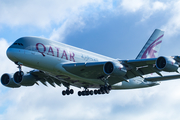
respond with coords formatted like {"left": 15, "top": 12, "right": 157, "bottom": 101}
{"left": 2, "top": 29, "right": 180, "bottom": 96}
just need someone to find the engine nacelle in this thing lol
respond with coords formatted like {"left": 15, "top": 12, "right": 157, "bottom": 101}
{"left": 1, "top": 73, "right": 21, "bottom": 88}
{"left": 156, "top": 56, "right": 179, "bottom": 72}
{"left": 103, "top": 61, "right": 127, "bottom": 77}
{"left": 13, "top": 71, "right": 36, "bottom": 86}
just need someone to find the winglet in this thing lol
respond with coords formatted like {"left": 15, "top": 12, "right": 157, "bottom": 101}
{"left": 136, "top": 29, "right": 164, "bottom": 59}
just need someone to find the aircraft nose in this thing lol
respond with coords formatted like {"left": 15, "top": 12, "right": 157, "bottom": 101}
{"left": 6, "top": 47, "right": 18, "bottom": 61}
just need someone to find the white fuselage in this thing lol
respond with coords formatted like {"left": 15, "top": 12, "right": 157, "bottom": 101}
{"left": 7, "top": 37, "right": 159, "bottom": 89}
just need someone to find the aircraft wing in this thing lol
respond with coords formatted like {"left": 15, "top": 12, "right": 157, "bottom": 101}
{"left": 62, "top": 56, "right": 180, "bottom": 81}
{"left": 62, "top": 58, "right": 159, "bottom": 80}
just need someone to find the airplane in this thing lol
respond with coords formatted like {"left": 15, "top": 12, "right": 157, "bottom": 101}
{"left": 1, "top": 29, "right": 180, "bottom": 96}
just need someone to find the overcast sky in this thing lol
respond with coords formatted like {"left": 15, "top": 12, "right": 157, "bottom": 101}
{"left": 1, "top": 0, "right": 180, "bottom": 120}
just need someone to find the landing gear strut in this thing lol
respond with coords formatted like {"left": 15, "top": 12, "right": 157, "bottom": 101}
{"left": 17, "top": 64, "right": 24, "bottom": 77}
{"left": 99, "top": 75, "right": 111, "bottom": 94}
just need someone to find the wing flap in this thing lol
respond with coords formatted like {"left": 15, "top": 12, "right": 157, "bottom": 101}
{"left": 30, "top": 70, "right": 62, "bottom": 87}
{"left": 145, "top": 74, "right": 180, "bottom": 82}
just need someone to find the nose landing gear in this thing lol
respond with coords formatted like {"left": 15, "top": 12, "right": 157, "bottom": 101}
{"left": 14, "top": 62, "right": 24, "bottom": 81}
{"left": 17, "top": 65, "right": 24, "bottom": 77}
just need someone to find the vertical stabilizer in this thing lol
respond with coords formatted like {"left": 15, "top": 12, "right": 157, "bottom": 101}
{"left": 136, "top": 29, "right": 164, "bottom": 59}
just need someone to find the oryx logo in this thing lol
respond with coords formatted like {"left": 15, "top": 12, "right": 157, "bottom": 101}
{"left": 141, "top": 35, "right": 163, "bottom": 59}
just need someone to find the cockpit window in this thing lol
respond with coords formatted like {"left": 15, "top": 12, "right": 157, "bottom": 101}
{"left": 13, "top": 43, "right": 23, "bottom": 46}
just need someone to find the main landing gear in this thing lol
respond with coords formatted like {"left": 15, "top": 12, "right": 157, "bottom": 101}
{"left": 91, "top": 75, "right": 112, "bottom": 96}
{"left": 78, "top": 88, "right": 94, "bottom": 96}
{"left": 77, "top": 86, "right": 111, "bottom": 96}
{"left": 89, "top": 75, "right": 112, "bottom": 96}
{"left": 95, "top": 85, "right": 111, "bottom": 95}
{"left": 62, "top": 89, "right": 74, "bottom": 96}
{"left": 62, "top": 83, "right": 74, "bottom": 96}
{"left": 61, "top": 85, "right": 111, "bottom": 96}
{"left": 62, "top": 75, "right": 112, "bottom": 96}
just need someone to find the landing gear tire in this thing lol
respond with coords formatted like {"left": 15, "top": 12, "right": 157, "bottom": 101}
{"left": 108, "top": 85, "right": 111, "bottom": 90}
{"left": 104, "top": 86, "right": 110, "bottom": 94}
{"left": 70, "top": 89, "right": 74, "bottom": 94}
{"left": 99, "top": 85, "right": 111, "bottom": 94}
{"left": 86, "top": 90, "right": 89, "bottom": 95}
{"left": 97, "top": 90, "right": 101, "bottom": 94}
{"left": 78, "top": 91, "right": 82, "bottom": 96}
{"left": 94, "top": 90, "right": 98, "bottom": 95}
{"left": 66, "top": 89, "right": 70, "bottom": 95}
{"left": 90, "top": 90, "right": 93, "bottom": 95}
{"left": 62, "top": 90, "right": 66, "bottom": 96}
{"left": 82, "top": 91, "right": 85, "bottom": 96}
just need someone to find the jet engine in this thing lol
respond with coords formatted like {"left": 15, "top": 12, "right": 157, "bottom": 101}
{"left": 1, "top": 72, "right": 37, "bottom": 88}
{"left": 156, "top": 56, "right": 179, "bottom": 72}
{"left": 1, "top": 73, "right": 20, "bottom": 88}
{"left": 103, "top": 61, "right": 127, "bottom": 77}
{"left": 13, "top": 71, "right": 36, "bottom": 86}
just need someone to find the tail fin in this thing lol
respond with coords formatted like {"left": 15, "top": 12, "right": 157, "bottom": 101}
{"left": 136, "top": 29, "right": 164, "bottom": 59}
